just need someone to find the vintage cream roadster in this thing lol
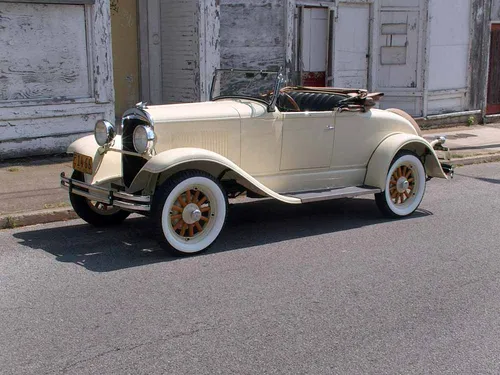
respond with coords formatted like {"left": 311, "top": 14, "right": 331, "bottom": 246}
{"left": 61, "top": 69, "right": 452, "bottom": 255}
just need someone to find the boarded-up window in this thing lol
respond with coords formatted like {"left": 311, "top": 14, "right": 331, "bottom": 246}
{"left": 0, "top": 3, "right": 91, "bottom": 102}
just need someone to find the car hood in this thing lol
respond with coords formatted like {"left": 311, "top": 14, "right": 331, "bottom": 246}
{"left": 144, "top": 99, "right": 268, "bottom": 124}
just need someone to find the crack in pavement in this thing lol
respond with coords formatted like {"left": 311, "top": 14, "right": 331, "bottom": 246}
{"left": 61, "top": 324, "right": 219, "bottom": 373}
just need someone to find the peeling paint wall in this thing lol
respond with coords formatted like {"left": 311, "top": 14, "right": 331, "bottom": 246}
{"left": 220, "top": 0, "right": 285, "bottom": 70}
{"left": 0, "top": 1, "right": 114, "bottom": 159}
{"left": 470, "top": 0, "right": 492, "bottom": 111}
{"left": 161, "top": 0, "right": 200, "bottom": 103}
{"left": 425, "top": 0, "right": 471, "bottom": 115}
{"left": 492, "top": 0, "right": 500, "bottom": 19}
{"left": 111, "top": 0, "right": 140, "bottom": 118}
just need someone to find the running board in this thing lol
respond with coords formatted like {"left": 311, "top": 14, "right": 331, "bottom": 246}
{"left": 286, "top": 186, "right": 381, "bottom": 203}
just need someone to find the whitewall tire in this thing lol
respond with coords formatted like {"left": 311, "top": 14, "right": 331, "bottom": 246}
{"left": 152, "top": 170, "right": 228, "bottom": 256}
{"left": 69, "top": 170, "right": 130, "bottom": 227}
{"left": 375, "top": 151, "right": 426, "bottom": 218}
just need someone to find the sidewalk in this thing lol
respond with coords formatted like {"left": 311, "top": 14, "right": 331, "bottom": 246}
{"left": 1, "top": 123, "right": 500, "bottom": 229}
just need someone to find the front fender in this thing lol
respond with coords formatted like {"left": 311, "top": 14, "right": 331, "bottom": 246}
{"left": 129, "top": 148, "right": 301, "bottom": 204}
{"left": 67, "top": 135, "right": 122, "bottom": 186}
{"left": 364, "top": 133, "right": 448, "bottom": 190}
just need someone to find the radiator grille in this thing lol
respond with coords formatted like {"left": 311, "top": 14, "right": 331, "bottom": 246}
{"left": 122, "top": 118, "right": 147, "bottom": 188}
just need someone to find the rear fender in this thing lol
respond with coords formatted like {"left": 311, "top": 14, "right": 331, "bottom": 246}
{"left": 129, "top": 148, "right": 301, "bottom": 204}
{"left": 365, "top": 133, "right": 447, "bottom": 190}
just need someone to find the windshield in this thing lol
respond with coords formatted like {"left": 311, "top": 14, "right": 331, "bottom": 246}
{"left": 210, "top": 69, "right": 282, "bottom": 105}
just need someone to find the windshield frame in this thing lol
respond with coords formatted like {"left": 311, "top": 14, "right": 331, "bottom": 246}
{"left": 209, "top": 68, "right": 284, "bottom": 112}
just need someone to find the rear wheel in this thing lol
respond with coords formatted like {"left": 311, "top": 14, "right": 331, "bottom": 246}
{"left": 152, "top": 170, "right": 228, "bottom": 256}
{"left": 375, "top": 151, "right": 426, "bottom": 218}
{"left": 69, "top": 171, "right": 130, "bottom": 226}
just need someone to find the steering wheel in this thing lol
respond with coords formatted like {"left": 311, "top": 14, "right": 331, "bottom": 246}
{"left": 281, "top": 92, "right": 300, "bottom": 112}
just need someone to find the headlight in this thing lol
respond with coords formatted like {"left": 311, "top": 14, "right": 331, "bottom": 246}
{"left": 133, "top": 125, "right": 155, "bottom": 153}
{"left": 94, "top": 120, "right": 115, "bottom": 146}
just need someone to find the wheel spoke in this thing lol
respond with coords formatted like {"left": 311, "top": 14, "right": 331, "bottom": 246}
{"left": 180, "top": 223, "right": 188, "bottom": 237}
{"left": 178, "top": 197, "right": 187, "bottom": 208}
{"left": 170, "top": 214, "right": 182, "bottom": 220}
{"left": 172, "top": 205, "right": 183, "bottom": 213}
{"left": 391, "top": 190, "right": 398, "bottom": 199}
{"left": 173, "top": 219, "right": 184, "bottom": 230}
{"left": 406, "top": 169, "right": 412, "bottom": 178}
{"left": 186, "top": 190, "right": 192, "bottom": 203}
{"left": 198, "top": 196, "right": 207, "bottom": 206}
{"left": 188, "top": 224, "right": 194, "bottom": 237}
{"left": 200, "top": 216, "right": 209, "bottom": 222}
{"left": 200, "top": 206, "right": 211, "bottom": 213}
{"left": 195, "top": 222, "right": 203, "bottom": 232}
{"left": 193, "top": 190, "right": 201, "bottom": 204}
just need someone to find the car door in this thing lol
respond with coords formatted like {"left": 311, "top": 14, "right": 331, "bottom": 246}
{"left": 280, "top": 111, "right": 335, "bottom": 171}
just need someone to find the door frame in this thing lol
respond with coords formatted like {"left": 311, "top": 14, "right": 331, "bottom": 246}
{"left": 293, "top": 3, "right": 335, "bottom": 86}
{"left": 486, "top": 23, "right": 500, "bottom": 115}
{"left": 137, "top": 0, "right": 220, "bottom": 105}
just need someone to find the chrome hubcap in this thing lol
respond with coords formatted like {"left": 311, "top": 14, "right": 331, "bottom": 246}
{"left": 182, "top": 203, "right": 202, "bottom": 224}
{"left": 396, "top": 177, "right": 409, "bottom": 193}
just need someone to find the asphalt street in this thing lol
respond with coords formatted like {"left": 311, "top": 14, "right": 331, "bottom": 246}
{"left": 1, "top": 163, "right": 500, "bottom": 375}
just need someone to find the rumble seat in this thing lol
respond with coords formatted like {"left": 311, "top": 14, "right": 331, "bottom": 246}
{"left": 278, "top": 91, "right": 347, "bottom": 112}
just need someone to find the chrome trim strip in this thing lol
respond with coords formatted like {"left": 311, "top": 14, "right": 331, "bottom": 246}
{"left": 114, "top": 191, "right": 151, "bottom": 202}
{"left": 114, "top": 201, "right": 151, "bottom": 212}
{"left": 60, "top": 172, "right": 151, "bottom": 213}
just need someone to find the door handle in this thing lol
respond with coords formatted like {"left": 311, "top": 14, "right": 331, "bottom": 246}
{"left": 325, "top": 126, "right": 335, "bottom": 130}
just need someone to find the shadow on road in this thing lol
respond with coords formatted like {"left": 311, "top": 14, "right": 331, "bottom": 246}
{"left": 13, "top": 197, "right": 432, "bottom": 272}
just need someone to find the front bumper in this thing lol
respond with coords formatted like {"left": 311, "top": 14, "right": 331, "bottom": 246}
{"left": 60, "top": 172, "right": 151, "bottom": 213}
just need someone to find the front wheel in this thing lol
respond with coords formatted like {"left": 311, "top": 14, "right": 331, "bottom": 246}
{"left": 69, "top": 171, "right": 131, "bottom": 226}
{"left": 375, "top": 151, "right": 426, "bottom": 218}
{"left": 152, "top": 170, "right": 228, "bottom": 256}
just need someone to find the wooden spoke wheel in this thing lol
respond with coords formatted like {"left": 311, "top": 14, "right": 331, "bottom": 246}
{"left": 152, "top": 170, "right": 228, "bottom": 256}
{"left": 375, "top": 151, "right": 426, "bottom": 218}
{"left": 388, "top": 164, "right": 416, "bottom": 205}
{"left": 169, "top": 188, "right": 213, "bottom": 240}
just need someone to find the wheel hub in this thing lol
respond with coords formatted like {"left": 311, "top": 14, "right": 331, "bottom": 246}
{"left": 396, "top": 177, "right": 409, "bottom": 193}
{"left": 182, "top": 203, "right": 202, "bottom": 224}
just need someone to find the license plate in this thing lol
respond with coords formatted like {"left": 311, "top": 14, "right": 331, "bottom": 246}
{"left": 73, "top": 153, "right": 93, "bottom": 175}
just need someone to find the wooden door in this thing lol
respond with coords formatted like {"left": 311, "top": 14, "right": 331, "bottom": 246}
{"left": 298, "top": 7, "right": 330, "bottom": 87}
{"left": 487, "top": 24, "right": 500, "bottom": 115}
{"left": 333, "top": 3, "right": 370, "bottom": 89}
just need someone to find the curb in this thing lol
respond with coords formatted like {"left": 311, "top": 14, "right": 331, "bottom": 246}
{"left": 449, "top": 153, "right": 500, "bottom": 166}
{"left": 0, "top": 208, "right": 78, "bottom": 230}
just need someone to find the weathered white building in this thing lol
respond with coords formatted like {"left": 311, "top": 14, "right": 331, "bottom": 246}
{"left": 0, "top": 0, "right": 115, "bottom": 159}
{"left": 220, "top": 0, "right": 474, "bottom": 117}
{"left": 141, "top": 0, "right": 499, "bottom": 118}
{"left": 2, "top": 0, "right": 500, "bottom": 159}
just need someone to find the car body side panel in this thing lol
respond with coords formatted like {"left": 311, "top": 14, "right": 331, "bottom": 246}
{"left": 329, "top": 109, "right": 419, "bottom": 187}
{"left": 365, "top": 133, "right": 447, "bottom": 190}
{"left": 280, "top": 111, "right": 336, "bottom": 171}
{"left": 240, "top": 111, "right": 283, "bottom": 175}
{"left": 130, "top": 147, "right": 302, "bottom": 204}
